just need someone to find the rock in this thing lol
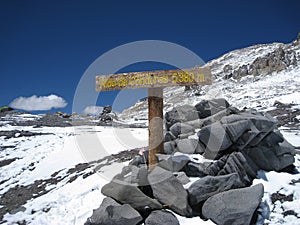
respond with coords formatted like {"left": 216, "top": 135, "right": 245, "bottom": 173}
{"left": 244, "top": 137, "right": 295, "bottom": 172}
{"left": 205, "top": 152, "right": 259, "bottom": 186}
{"left": 182, "top": 161, "right": 208, "bottom": 177}
{"left": 185, "top": 107, "right": 240, "bottom": 129}
{"left": 145, "top": 210, "right": 180, "bottom": 225}
{"left": 156, "top": 154, "right": 190, "bottom": 172}
{"left": 202, "top": 184, "right": 264, "bottom": 225}
{"left": 0, "top": 106, "right": 14, "bottom": 114}
{"left": 188, "top": 173, "right": 243, "bottom": 206}
{"left": 175, "top": 138, "right": 204, "bottom": 154}
{"left": 165, "top": 105, "right": 199, "bottom": 130}
{"left": 84, "top": 197, "right": 142, "bottom": 225}
{"left": 255, "top": 200, "right": 270, "bottom": 225}
{"left": 195, "top": 98, "right": 230, "bottom": 119}
{"left": 170, "top": 122, "right": 195, "bottom": 138}
{"left": 173, "top": 172, "right": 190, "bottom": 185}
{"left": 101, "top": 179, "right": 162, "bottom": 212}
{"left": 164, "top": 131, "right": 177, "bottom": 142}
{"left": 102, "top": 105, "right": 112, "bottom": 114}
{"left": 148, "top": 166, "right": 192, "bottom": 216}
{"left": 198, "top": 121, "right": 233, "bottom": 159}
{"left": 120, "top": 165, "right": 149, "bottom": 186}
{"left": 98, "top": 105, "right": 116, "bottom": 125}
{"left": 243, "top": 112, "right": 277, "bottom": 146}
{"left": 222, "top": 116, "right": 251, "bottom": 142}
{"left": 163, "top": 141, "right": 176, "bottom": 154}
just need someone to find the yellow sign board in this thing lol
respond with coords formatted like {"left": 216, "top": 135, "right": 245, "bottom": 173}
{"left": 96, "top": 67, "right": 212, "bottom": 91}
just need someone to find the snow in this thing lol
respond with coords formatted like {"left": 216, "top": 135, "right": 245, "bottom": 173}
{"left": 0, "top": 125, "right": 148, "bottom": 225}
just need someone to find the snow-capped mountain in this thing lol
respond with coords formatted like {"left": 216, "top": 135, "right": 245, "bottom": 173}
{"left": 120, "top": 36, "right": 300, "bottom": 122}
{"left": 1, "top": 35, "right": 300, "bottom": 225}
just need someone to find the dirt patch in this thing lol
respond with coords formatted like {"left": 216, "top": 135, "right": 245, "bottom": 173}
{"left": 266, "top": 101, "right": 300, "bottom": 128}
{"left": 0, "top": 157, "right": 18, "bottom": 168}
{"left": 270, "top": 192, "right": 293, "bottom": 204}
{"left": 0, "top": 130, "right": 53, "bottom": 139}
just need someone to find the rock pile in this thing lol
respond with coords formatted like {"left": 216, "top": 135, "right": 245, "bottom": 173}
{"left": 85, "top": 98, "right": 296, "bottom": 225}
{"left": 98, "top": 105, "right": 117, "bottom": 126}
{"left": 223, "top": 46, "right": 298, "bottom": 79}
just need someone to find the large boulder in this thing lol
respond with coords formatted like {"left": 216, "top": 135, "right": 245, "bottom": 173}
{"left": 165, "top": 105, "right": 199, "bottom": 130}
{"left": 148, "top": 166, "right": 192, "bottom": 216}
{"left": 202, "top": 183, "right": 264, "bottom": 225}
{"left": 98, "top": 105, "right": 116, "bottom": 125}
{"left": 221, "top": 115, "right": 251, "bottom": 142}
{"left": 195, "top": 98, "right": 230, "bottom": 119}
{"left": 145, "top": 210, "right": 180, "bottom": 225}
{"left": 156, "top": 154, "right": 190, "bottom": 172}
{"left": 169, "top": 122, "right": 195, "bottom": 138}
{"left": 175, "top": 138, "right": 204, "bottom": 154}
{"left": 182, "top": 161, "right": 208, "bottom": 177}
{"left": 188, "top": 173, "right": 243, "bottom": 206}
{"left": 205, "top": 152, "right": 259, "bottom": 186}
{"left": 198, "top": 121, "right": 233, "bottom": 159}
{"left": 163, "top": 141, "right": 176, "bottom": 154}
{"left": 84, "top": 197, "right": 142, "bottom": 225}
{"left": 243, "top": 133, "right": 295, "bottom": 171}
{"left": 101, "top": 178, "right": 162, "bottom": 212}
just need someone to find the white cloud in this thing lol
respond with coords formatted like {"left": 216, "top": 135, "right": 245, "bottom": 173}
{"left": 9, "top": 94, "right": 67, "bottom": 111}
{"left": 83, "top": 106, "right": 103, "bottom": 115}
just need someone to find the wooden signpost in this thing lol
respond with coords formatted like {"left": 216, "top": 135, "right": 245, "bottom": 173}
{"left": 96, "top": 66, "right": 212, "bottom": 169}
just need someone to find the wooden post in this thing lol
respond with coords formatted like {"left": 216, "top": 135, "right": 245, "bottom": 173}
{"left": 148, "top": 87, "right": 164, "bottom": 170}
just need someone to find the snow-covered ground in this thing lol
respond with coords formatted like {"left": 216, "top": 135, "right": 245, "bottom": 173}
{"left": 1, "top": 122, "right": 299, "bottom": 225}
{"left": 0, "top": 124, "right": 148, "bottom": 224}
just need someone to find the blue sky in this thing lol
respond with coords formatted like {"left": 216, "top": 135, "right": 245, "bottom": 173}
{"left": 1, "top": 0, "right": 300, "bottom": 114}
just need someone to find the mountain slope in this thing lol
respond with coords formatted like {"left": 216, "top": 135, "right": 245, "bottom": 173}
{"left": 120, "top": 36, "right": 300, "bottom": 122}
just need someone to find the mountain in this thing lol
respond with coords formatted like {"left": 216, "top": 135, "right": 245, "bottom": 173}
{"left": 120, "top": 35, "right": 300, "bottom": 122}
{"left": 1, "top": 35, "right": 300, "bottom": 225}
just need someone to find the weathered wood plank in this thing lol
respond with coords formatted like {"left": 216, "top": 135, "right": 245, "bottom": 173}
{"left": 96, "top": 67, "right": 212, "bottom": 92}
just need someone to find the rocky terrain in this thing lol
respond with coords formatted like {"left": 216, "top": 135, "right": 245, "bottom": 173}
{"left": 0, "top": 34, "right": 300, "bottom": 225}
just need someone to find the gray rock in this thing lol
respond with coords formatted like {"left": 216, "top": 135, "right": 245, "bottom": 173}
{"left": 198, "top": 121, "right": 233, "bottom": 159}
{"left": 164, "top": 131, "right": 176, "bottom": 142}
{"left": 255, "top": 200, "right": 270, "bottom": 225}
{"left": 148, "top": 166, "right": 192, "bottom": 216}
{"left": 101, "top": 179, "right": 162, "bottom": 211}
{"left": 170, "top": 122, "right": 195, "bottom": 138}
{"left": 244, "top": 138, "right": 295, "bottom": 172}
{"left": 182, "top": 161, "right": 209, "bottom": 177}
{"left": 188, "top": 173, "right": 243, "bottom": 206}
{"left": 165, "top": 105, "right": 199, "bottom": 129}
{"left": 222, "top": 118, "right": 251, "bottom": 142}
{"left": 185, "top": 107, "right": 240, "bottom": 129}
{"left": 175, "top": 138, "right": 204, "bottom": 154}
{"left": 195, "top": 98, "right": 230, "bottom": 119}
{"left": 145, "top": 210, "right": 180, "bottom": 225}
{"left": 164, "top": 141, "right": 176, "bottom": 154}
{"left": 202, "top": 184, "right": 264, "bottom": 225}
{"left": 84, "top": 197, "right": 142, "bottom": 225}
{"left": 178, "top": 132, "right": 195, "bottom": 139}
{"left": 157, "top": 154, "right": 190, "bottom": 172}
{"left": 173, "top": 172, "right": 191, "bottom": 185}
{"left": 205, "top": 152, "right": 259, "bottom": 186}
{"left": 120, "top": 165, "right": 149, "bottom": 186}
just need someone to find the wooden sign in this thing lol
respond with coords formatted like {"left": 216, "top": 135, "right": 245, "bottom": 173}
{"left": 96, "top": 67, "right": 212, "bottom": 92}
{"left": 96, "top": 66, "right": 212, "bottom": 169}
